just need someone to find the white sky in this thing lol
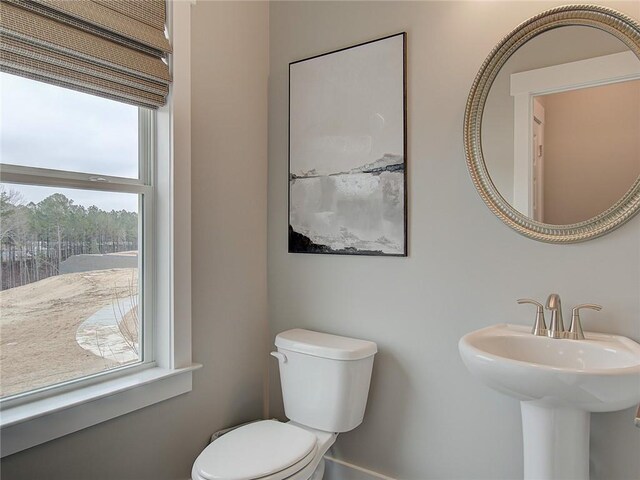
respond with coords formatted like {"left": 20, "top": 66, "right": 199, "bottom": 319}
{"left": 0, "top": 72, "right": 138, "bottom": 211}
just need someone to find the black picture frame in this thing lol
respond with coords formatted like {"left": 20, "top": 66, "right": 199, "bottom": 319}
{"left": 288, "top": 32, "right": 407, "bottom": 257}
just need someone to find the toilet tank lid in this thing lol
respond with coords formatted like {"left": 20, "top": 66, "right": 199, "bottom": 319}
{"left": 275, "top": 329, "right": 377, "bottom": 360}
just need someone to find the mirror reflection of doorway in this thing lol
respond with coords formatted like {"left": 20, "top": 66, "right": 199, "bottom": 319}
{"left": 532, "top": 98, "right": 545, "bottom": 222}
{"left": 510, "top": 51, "right": 640, "bottom": 224}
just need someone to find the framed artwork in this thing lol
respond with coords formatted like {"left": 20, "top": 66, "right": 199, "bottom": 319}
{"left": 288, "top": 33, "right": 407, "bottom": 256}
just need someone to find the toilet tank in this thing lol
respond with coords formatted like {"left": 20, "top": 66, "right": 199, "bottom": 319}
{"left": 273, "top": 329, "right": 377, "bottom": 433}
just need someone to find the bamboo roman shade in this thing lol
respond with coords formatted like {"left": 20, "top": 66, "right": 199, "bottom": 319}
{"left": 0, "top": 0, "right": 171, "bottom": 108}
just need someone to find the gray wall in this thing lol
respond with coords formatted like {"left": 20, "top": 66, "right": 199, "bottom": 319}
{"left": 0, "top": 2, "right": 269, "bottom": 479}
{"left": 267, "top": 2, "right": 640, "bottom": 479}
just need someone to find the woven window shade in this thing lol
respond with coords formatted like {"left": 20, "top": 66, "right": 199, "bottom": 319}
{"left": 0, "top": 0, "right": 171, "bottom": 108}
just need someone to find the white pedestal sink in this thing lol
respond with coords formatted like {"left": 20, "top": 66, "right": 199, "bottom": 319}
{"left": 459, "top": 324, "right": 640, "bottom": 480}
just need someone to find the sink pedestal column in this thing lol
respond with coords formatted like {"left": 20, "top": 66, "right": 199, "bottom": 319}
{"left": 520, "top": 402, "right": 590, "bottom": 480}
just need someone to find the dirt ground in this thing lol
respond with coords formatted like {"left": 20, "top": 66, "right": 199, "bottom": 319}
{"left": 0, "top": 268, "right": 138, "bottom": 398}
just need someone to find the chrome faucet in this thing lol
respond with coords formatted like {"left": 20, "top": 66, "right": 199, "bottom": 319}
{"left": 519, "top": 294, "right": 602, "bottom": 340}
{"left": 546, "top": 293, "right": 565, "bottom": 338}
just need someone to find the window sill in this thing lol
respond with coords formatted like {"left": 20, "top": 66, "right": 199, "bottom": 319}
{"left": 0, "top": 363, "right": 202, "bottom": 457}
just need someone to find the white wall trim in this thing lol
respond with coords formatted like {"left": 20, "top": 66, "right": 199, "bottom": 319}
{"left": 510, "top": 51, "right": 640, "bottom": 216}
{"left": 510, "top": 51, "right": 640, "bottom": 96}
{"left": 167, "top": 0, "right": 193, "bottom": 369}
{"left": 324, "top": 456, "right": 397, "bottom": 480}
{"left": 1, "top": 366, "right": 198, "bottom": 457}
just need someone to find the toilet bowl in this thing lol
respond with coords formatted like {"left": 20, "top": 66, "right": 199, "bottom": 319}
{"left": 191, "top": 420, "right": 336, "bottom": 480}
{"left": 191, "top": 329, "right": 377, "bottom": 480}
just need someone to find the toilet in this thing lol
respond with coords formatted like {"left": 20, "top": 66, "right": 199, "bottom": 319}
{"left": 191, "top": 328, "right": 377, "bottom": 480}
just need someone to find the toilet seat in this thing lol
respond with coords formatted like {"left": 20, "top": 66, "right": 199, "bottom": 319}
{"left": 192, "top": 420, "right": 318, "bottom": 480}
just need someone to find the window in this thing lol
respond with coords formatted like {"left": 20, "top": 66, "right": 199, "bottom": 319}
{"left": 1, "top": 72, "right": 150, "bottom": 399}
{"left": 0, "top": 1, "right": 196, "bottom": 458}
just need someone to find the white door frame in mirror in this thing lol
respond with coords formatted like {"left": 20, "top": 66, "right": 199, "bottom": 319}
{"left": 464, "top": 4, "right": 640, "bottom": 243}
{"left": 511, "top": 51, "right": 640, "bottom": 217}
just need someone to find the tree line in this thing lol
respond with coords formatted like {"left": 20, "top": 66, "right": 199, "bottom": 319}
{"left": 1, "top": 188, "right": 138, "bottom": 291}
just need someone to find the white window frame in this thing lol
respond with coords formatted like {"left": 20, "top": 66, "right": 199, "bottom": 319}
{"left": 0, "top": 0, "right": 199, "bottom": 457}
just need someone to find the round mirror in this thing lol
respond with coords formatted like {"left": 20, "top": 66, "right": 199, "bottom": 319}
{"left": 464, "top": 5, "right": 640, "bottom": 242}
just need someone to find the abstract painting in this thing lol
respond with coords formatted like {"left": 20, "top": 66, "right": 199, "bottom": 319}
{"left": 289, "top": 33, "right": 407, "bottom": 256}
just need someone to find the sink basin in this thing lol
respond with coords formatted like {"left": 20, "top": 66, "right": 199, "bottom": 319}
{"left": 459, "top": 323, "right": 640, "bottom": 480}
{"left": 459, "top": 323, "right": 640, "bottom": 412}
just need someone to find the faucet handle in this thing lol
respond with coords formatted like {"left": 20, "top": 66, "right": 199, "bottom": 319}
{"left": 573, "top": 304, "right": 602, "bottom": 312}
{"left": 517, "top": 299, "right": 547, "bottom": 336}
{"left": 568, "top": 304, "right": 602, "bottom": 340}
{"left": 518, "top": 298, "right": 543, "bottom": 308}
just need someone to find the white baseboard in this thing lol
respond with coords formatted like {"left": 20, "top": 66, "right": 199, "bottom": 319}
{"left": 323, "top": 455, "right": 396, "bottom": 480}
